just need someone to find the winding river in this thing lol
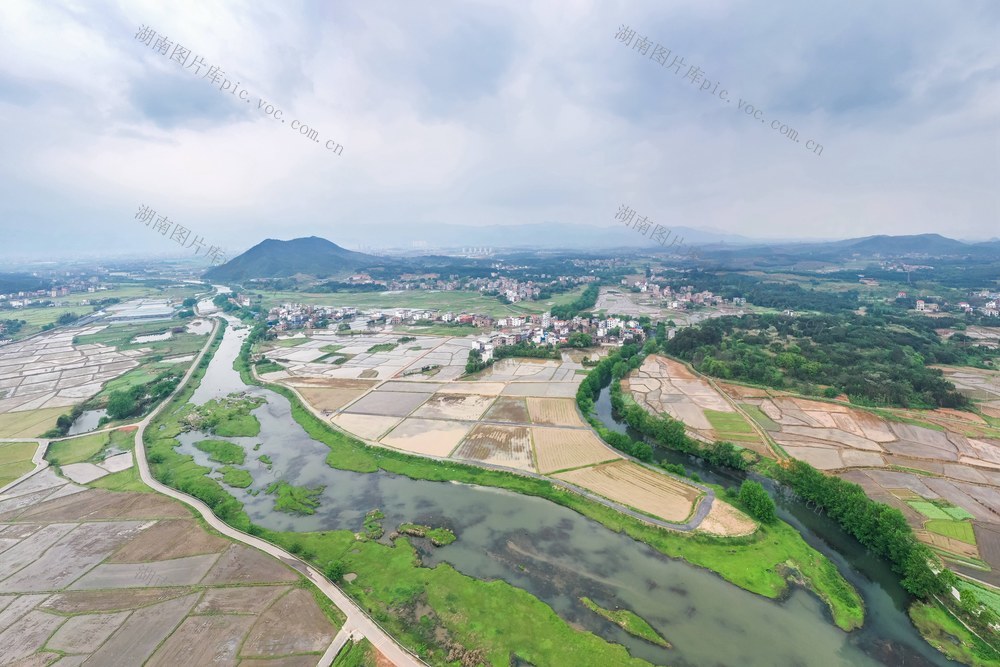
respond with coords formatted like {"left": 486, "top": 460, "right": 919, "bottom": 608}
{"left": 174, "top": 319, "right": 949, "bottom": 666}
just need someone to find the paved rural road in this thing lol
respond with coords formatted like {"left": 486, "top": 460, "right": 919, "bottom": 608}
{"left": 132, "top": 316, "right": 427, "bottom": 667}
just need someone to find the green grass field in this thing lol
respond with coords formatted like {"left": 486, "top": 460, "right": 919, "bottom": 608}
{"left": 46, "top": 432, "right": 108, "bottom": 466}
{"left": 0, "top": 442, "right": 38, "bottom": 487}
{"left": 271, "top": 337, "right": 308, "bottom": 347}
{"left": 703, "top": 409, "right": 760, "bottom": 442}
{"left": 393, "top": 324, "right": 479, "bottom": 336}
{"left": 87, "top": 465, "right": 150, "bottom": 493}
{"left": 943, "top": 506, "right": 975, "bottom": 520}
{"left": 256, "top": 286, "right": 587, "bottom": 318}
{"left": 925, "top": 519, "right": 977, "bottom": 545}
{"left": 908, "top": 501, "right": 953, "bottom": 520}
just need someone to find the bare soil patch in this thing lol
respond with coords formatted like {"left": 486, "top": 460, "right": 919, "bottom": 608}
{"left": 413, "top": 393, "right": 495, "bottom": 421}
{"left": 39, "top": 588, "right": 187, "bottom": 614}
{"left": 531, "top": 427, "right": 619, "bottom": 474}
{"left": 241, "top": 588, "right": 337, "bottom": 656}
{"left": 342, "top": 390, "right": 431, "bottom": 417}
{"left": 14, "top": 489, "right": 189, "bottom": 522}
{"left": 331, "top": 413, "right": 401, "bottom": 440}
{"left": 297, "top": 387, "right": 368, "bottom": 413}
{"left": 195, "top": 585, "right": 291, "bottom": 614}
{"left": 482, "top": 396, "right": 530, "bottom": 423}
{"left": 201, "top": 544, "right": 299, "bottom": 585}
{"left": 555, "top": 460, "right": 701, "bottom": 522}
{"left": 84, "top": 593, "right": 200, "bottom": 666}
{"left": 452, "top": 425, "right": 535, "bottom": 471}
{"left": 108, "top": 519, "right": 228, "bottom": 562}
{"left": 697, "top": 500, "right": 758, "bottom": 537}
{"left": 380, "top": 418, "right": 472, "bottom": 457}
{"left": 147, "top": 614, "right": 257, "bottom": 666}
{"left": 46, "top": 611, "right": 130, "bottom": 653}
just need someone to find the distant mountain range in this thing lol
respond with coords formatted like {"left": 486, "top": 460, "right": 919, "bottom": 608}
{"left": 701, "top": 233, "right": 1000, "bottom": 264}
{"left": 202, "top": 233, "right": 1000, "bottom": 282}
{"left": 332, "top": 222, "right": 749, "bottom": 251}
{"left": 202, "top": 237, "right": 395, "bottom": 282}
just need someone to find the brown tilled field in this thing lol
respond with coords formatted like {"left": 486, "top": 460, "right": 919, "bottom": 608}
{"left": 555, "top": 460, "right": 701, "bottom": 522}
{"left": 296, "top": 386, "right": 370, "bottom": 412}
{"left": 526, "top": 397, "right": 585, "bottom": 427}
{"left": 483, "top": 396, "right": 531, "bottom": 423}
{"left": 452, "top": 425, "right": 535, "bottom": 471}
{"left": 530, "top": 427, "right": 619, "bottom": 474}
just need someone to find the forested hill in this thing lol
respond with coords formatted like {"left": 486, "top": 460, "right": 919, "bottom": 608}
{"left": 666, "top": 312, "right": 997, "bottom": 408}
{"left": 203, "top": 236, "right": 394, "bottom": 282}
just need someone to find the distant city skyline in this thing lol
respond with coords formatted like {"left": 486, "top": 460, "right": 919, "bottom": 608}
{"left": 0, "top": 0, "right": 997, "bottom": 258}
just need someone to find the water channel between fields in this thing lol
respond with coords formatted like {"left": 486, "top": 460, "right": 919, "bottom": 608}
{"left": 171, "top": 318, "right": 950, "bottom": 667}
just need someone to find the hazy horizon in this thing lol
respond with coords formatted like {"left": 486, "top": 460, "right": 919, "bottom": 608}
{"left": 1, "top": 0, "right": 998, "bottom": 259}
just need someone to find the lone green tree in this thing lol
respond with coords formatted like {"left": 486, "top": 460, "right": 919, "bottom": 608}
{"left": 325, "top": 560, "right": 347, "bottom": 582}
{"left": 737, "top": 480, "right": 776, "bottom": 523}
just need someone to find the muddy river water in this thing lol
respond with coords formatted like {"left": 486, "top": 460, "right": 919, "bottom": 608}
{"left": 174, "top": 319, "right": 949, "bottom": 666}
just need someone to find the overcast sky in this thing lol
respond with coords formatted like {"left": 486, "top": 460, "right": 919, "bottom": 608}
{"left": 1, "top": 0, "right": 998, "bottom": 260}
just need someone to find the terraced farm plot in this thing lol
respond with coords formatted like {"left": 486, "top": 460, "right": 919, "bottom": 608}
{"left": 555, "top": 460, "right": 701, "bottom": 523}
{"left": 531, "top": 427, "right": 619, "bottom": 474}
{"left": 413, "top": 393, "right": 495, "bottom": 421}
{"left": 452, "top": 425, "right": 535, "bottom": 471}
{"left": 526, "top": 397, "right": 585, "bottom": 427}
{"left": 380, "top": 418, "right": 472, "bottom": 457}
{"left": 483, "top": 396, "right": 530, "bottom": 423}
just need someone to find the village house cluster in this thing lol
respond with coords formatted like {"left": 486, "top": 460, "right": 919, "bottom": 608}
{"left": 623, "top": 278, "right": 727, "bottom": 309}
{"left": 264, "top": 300, "right": 648, "bottom": 347}
{"left": 0, "top": 283, "right": 109, "bottom": 310}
